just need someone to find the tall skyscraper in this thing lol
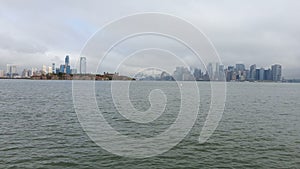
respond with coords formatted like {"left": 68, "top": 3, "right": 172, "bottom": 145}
{"left": 6, "top": 64, "right": 18, "bottom": 78}
{"left": 226, "top": 66, "right": 234, "bottom": 81}
{"left": 246, "top": 70, "right": 251, "bottom": 80}
{"left": 215, "top": 62, "right": 220, "bottom": 80}
{"left": 207, "top": 63, "right": 214, "bottom": 80}
{"left": 256, "top": 69, "right": 260, "bottom": 81}
{"left": 193, "top": 68, "right": 202, "bottom": 81}
{"left": 264, "top": 69, "right": 272, "bottom": 81}
{"left": 52, "top": 63, "right": 56, "bottom": 74}
{"left": 218, "top": 65, "right": 225, "bottom": 81}
{"left": 64, "top": 55, "right": 71, "bottom": 74}
{"left": 236, "top": 64, "right": 245, "bottom": 72}
{"left": 80, "top": 57, "right": 87, "bottom": 74}
{"left": 250, "top": 64, "right": 256, "bottom": 81}
{"left": 60, "top": 65, "right": 65, "bottom": 73}
{"left": 65, "top": 55, "right": 70, "bottom": 66}
{"left": 259, "top": 68, "right": 265, "bottom": 81}
{"left": 271, "top": 64, "right": 282, "bottom": 82}
{"left": 66, "top": 65, "right": 71, "bottom": 74}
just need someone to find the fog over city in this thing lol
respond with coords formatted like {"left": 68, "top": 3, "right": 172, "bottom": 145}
{"left": 0, "top": 0, "right": 300, "bottom": 78}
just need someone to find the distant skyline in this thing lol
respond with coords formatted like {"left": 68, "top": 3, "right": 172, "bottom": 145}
{"left": 0, "top": 0, "right": 300, "bottom": 78}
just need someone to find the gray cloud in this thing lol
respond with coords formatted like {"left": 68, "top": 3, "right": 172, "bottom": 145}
{"left": 0, "top": 0, "right": 299, "bottom": 78}
{"left": 0, "top": 33, "right": 47, "bottom": 54}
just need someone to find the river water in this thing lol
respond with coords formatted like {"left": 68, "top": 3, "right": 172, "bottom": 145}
{"left": 0, "top": 80, "right": 299, "bottom": 168}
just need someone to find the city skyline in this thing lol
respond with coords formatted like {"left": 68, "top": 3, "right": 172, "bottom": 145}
{"left": 1, "top": 54, "right": 287, "bottom": 83}
{"left": 0, "top": 54, "right": 286, "bottom": 82}
{"left": 0, "top": 53, "right": 288, "bottom": 76}
{"left": 0, "top": 55, "right": 288, "bottom": 82}
{"left": 134, "top": 63, "right": 283, "bottom": 82}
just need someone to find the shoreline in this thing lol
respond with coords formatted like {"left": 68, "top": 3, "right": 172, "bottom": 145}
{"left": 0, "top": 78, "right": 299, "bottom": 83}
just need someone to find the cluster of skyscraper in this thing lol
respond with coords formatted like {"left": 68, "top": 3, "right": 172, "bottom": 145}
{"left": 2, "top": 64, "right": 18, "bottom": 78}
{"left": 142, "top": 63, "right": 282, "bottom": 82}
{"left": 165, "top": 65, "right": 224, "bottom": 81}
{"left": 200, "top": 63, "right": 282, "bottom": 82}
{"left": 224, "top": 63, "right": 282, "bottom": 82}
{"left": 49, "top": 56, "right": 87, "bottom": 75}
{"left": 54, "top": 55, "right": 72, "bottom": 74}
{"left": 0, "top": 56, "right": 87, "bottom": 78}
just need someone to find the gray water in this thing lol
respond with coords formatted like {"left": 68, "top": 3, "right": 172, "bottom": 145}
{"left": 0, "top": 80, "right": 299, "bottom": 168}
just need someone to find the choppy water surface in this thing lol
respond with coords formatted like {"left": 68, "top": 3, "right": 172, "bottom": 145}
{"left": 0, "top": 80, "right": 299, "bottom": 168}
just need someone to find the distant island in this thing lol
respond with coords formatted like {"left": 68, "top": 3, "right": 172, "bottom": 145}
{"left": 29, "top": 72, "right": 135, "bottom": 81}
{"left": 0, "top": 72, "right": 135, "bottom": 81}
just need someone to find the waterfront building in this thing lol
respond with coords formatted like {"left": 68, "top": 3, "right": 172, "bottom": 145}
{"left": 259, "top": 68, "right": 265, "bottom": 81}
{"left": 250, "top": 64, "right": 256, "bottom": 81}
{"left": 256, "top": 69, "right": 260, "bottom": 81}
{"left": 6, "top": 64, "right": 18, "bottom": 78}
{"left": 31, "top": 68, "right": 38, "bottom": 76}
{"left": 226, "top": 70, "right": 231, "bottom": 81}
{"left": 272, "top": 64, "right": 282, "bottom": 82}
{"left": 245, "top": 70, "right": 250, "bottom": 80}
{"left": 22, "top": 69, "right": 30, "bottom": 78}
{"left": 264, "top": 69, "right": 272, "bottom": 81}
{"left": 65, "top": 55, "right": 70, "bottom": 66}
{"left": 232, "top": 71, "right": 237, "bottom": 81}
{"left": 193, "top": 68, "right": 202, "bottom": 81}
{"left": 64, "top": 55, "right": 71, "bottom": 74}
{"left": 60, "top": 65, "right": 65, "bottom": 73}
{"left": 52, "top": 63, "right": 56, "bottom": 74}
{"left": 0, "top": 70, "right": 5, "bottom": 77}
{"left": 66, "top": 65, "right": 71, "bottom": 74}
{"left": 218, "top": 65, "right": 225, "bottom": 81}
{"left": 215, "top": 62, "right": 220, "bottom": 80}
{"left": 56, "top": 68, "right": 60, "bottom": 74}
{"left": 80, "top": 57, "right": 87, "bottom": 74}
{"left": 238, "top": 70, "right": 247, "bottom": 81}
{"left": 226, "top": 66, "right": 234, "bottom": 81}
{"left": 207, "top": 63, "right": 214, "bottom": 80}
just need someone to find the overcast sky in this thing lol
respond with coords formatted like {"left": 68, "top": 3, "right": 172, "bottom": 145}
{"left": 0, "top": 0, "right": 299, "bottom": 78}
